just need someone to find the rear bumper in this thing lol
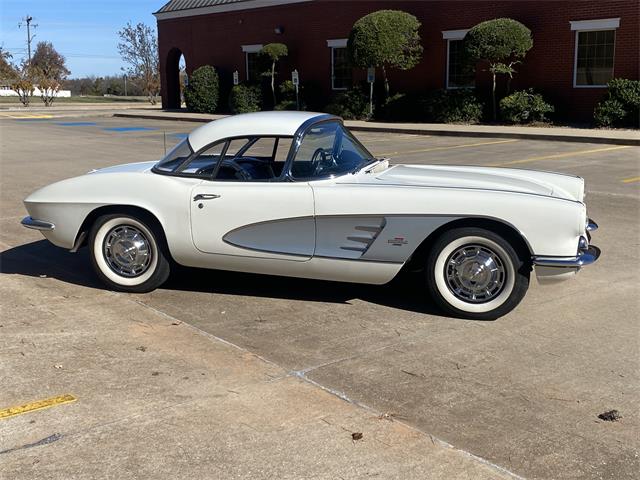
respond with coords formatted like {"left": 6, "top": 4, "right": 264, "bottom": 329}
{"left": 21, "top": 216, "right": 55, "bottom": 231}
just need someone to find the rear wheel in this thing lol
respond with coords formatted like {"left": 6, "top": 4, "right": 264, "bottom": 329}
{"left": 426, "top": 227, "right": 529, "bottom": 320}
{"left": 89, "top": 214, "right": 170, "bottom": 293}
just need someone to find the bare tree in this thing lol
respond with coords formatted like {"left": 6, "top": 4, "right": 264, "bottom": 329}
{"left": 30, "top": 41, "right": 70, "bottom": 106}
{"left": 118, "top": 22, "right": 160, "bottom": 105}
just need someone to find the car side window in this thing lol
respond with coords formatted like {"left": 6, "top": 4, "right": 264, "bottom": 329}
{"left": 212, "top": 136, "right": 293, "bottom": 182}
{"left": 177, "top": 141, "right": 226, "bottom": 176}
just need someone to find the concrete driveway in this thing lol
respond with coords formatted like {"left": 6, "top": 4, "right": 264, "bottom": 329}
{"left": 1, "top": 114, "right": 638, "bottom": 479}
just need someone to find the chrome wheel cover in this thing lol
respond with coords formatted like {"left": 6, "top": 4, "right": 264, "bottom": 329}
{"left": 444, "top": 244, "right": 507, "bottom": 303}
{"left": 103, "top": 225, "right": 153, "bottom": 278}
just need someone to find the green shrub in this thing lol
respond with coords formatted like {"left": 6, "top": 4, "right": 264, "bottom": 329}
{"left": 594, "top": 78, "right": 640, "bottom": 127}
{"left": 228, "top": 84, "right": 262, "bottom": 114}
{"left": 184, "top": 65, "right": 219, "bottom": 113}
{"left": 378, "top": 93, "right": 427, "bottom": 122}
{"left": 324, "top": 87, "right": 371, "bottom": 120}
{"left": 274, "top": 80, "right": 300, "bottom": 110}
{"left": 499, "top": 89, "right": 554, "bottom": 123}
{"left": 424, "top": 89, "right": 484, "bottom": 124}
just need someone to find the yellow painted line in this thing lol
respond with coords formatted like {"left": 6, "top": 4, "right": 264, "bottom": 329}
{"left": 9, "top": 114, "right": 54, "bottom": 119}
{"left": 0, "top": 394, "right": 77, "bottom": 420}
{"left": 488, "top": 145, "right": 632, "bottom": 167}
{"left": 378, "top": 139, "right": 519, "bottom": 156}
{"left": 622, "top": 176, "right": 640, "bottom": 184}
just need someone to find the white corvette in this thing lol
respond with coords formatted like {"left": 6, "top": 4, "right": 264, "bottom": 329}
{"left": 22, "top": 111, "right": 599, "bottom": 319}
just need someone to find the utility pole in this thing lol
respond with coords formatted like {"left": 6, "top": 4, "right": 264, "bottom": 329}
{"left": 18, "top": 15, "right": 38, "bottom": 65}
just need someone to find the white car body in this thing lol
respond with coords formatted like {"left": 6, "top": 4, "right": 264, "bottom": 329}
{"left": 22, "top": 111, "right": 599, "bottom": 301}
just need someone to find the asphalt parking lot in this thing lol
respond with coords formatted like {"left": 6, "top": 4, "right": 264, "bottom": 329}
{"left": 1, "top": 113, "right": 639, "bottom": 479}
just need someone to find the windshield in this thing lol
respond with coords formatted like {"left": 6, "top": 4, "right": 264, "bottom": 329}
{"left": 290, "top": 121, "right": 374, "bottom": 179}
{"left": 154, "top": 138, "right": 194, "bottom": 172}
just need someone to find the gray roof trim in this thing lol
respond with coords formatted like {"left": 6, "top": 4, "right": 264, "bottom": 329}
{"left": 154, "top": 0, "right": 313, "bottom": 20}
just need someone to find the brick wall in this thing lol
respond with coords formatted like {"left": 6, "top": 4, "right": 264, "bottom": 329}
{"left": 157, "top": 0, "right": 639, "bottom": 122}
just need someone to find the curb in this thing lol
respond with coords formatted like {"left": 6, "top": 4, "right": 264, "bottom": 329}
{"left": 113, "top": 112, "right": 640, "bottom": 146}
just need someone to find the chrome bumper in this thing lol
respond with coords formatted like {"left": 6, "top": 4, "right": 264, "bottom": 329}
{"left": 532, "top": 245, "right": 601, "bottom": 268}
{"left": 21, "top": 216, "right": 55, "bottom": 231}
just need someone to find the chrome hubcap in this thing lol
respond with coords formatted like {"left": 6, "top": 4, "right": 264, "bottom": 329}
{"left": 103, "top": 225, "right": 152, "bottom": 277}
{"left": 445, "top": 244, "right": 506, "bottom": 303}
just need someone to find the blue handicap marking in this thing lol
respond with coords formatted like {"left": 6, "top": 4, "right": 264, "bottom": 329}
{"left": 103, "top": 126, "right": 157, "bottom": 132}
{"left": 56, "top": 122, "right": 98, "bottom": 126}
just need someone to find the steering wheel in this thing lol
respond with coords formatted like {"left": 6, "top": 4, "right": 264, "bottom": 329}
{"left": 196, "top": 159, "right": 253, "bottom": 180}
{"left": 311, "top": 148, "right": 337, "bottom": 176}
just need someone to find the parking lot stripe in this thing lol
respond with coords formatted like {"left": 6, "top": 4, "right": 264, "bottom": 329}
{"left": 489, "top": 145, "right": 632, "bottom": 166}
{"left": 0, "top": 394, "right": 77, "bottom": 420}
{"left": 378, "top": 139, "right": 518, "bottom": 156}
{"left": 622, "top": 176, "right": 640, "bottom": 184}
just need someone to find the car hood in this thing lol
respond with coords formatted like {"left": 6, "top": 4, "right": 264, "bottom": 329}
{"left": 88, "top": 160, "right": 157, "bottom": 175}
{"left": 346, "top": 164, "right": 584, "bottom": 202}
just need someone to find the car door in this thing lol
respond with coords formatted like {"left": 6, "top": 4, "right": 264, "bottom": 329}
{"left": 189, "top": 137, "right": 315, "bottom": 261}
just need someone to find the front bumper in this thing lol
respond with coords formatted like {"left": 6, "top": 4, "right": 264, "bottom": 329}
{"left": 21, "top": 216, "right": 55, "bottom": 231}
{"left": 532, "top": 218, "right": 600, "bottom": 283}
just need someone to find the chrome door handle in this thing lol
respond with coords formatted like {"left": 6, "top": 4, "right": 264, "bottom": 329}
{"left": 193, "top": 193, "right": 221, "bottom": 201}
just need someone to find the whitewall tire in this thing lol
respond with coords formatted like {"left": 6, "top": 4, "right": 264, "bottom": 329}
{"left": 426, "top": 227, "right": 529, "bottom": 320}
{"left": 89, "top": 214, "right": 170, "bottom": 293}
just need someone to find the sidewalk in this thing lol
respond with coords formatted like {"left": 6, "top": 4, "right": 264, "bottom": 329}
{"left": 113, "top": 109, "right": 640, "bottom": 146}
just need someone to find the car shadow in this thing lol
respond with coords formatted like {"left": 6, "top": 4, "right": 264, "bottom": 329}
{"left": 0, "top": 240, "right": 448, "bottom": 317}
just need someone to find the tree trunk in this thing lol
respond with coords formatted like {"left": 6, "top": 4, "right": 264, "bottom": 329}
{"left": 382, "top": 65, "right": 389, "bottom": 98}
{"left": 271, "top": 61, "right": 276, "bottom": 108}
{"left": 492, "top": 72, "right": 497, "bottom": 121}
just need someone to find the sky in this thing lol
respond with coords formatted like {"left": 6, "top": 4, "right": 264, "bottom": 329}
{"left": 0, "top": 0, "right": 162, "bottom": 78}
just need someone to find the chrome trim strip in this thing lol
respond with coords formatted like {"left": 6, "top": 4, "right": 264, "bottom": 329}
{"left": 586, "top": 218, "right": 598, "bottom": 232}
{"left": 532, "top": 245, "right": 600, "bottom": 268}
{"left": 21, "top": 216, "right": 55, "bottom": 231}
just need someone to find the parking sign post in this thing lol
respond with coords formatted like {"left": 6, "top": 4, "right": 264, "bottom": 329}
{"left": 292, "top": 69, "right": 300, "bottom": 110}
{"left": 367, "top": 67, "right": 375, "bottom": 115}
{"left": 233, "top": 70, "right": 239, "bottom": 86}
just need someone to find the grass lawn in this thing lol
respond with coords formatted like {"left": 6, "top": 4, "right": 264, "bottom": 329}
{"left": 0, "top": 95, "right": 150, "bottom": 104}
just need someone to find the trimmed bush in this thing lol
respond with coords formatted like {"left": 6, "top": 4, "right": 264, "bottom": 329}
{"left": 594, "top": 78, "right": 640, "bottom": 127}
{"left": 499, "top": 89, "right": 554, "bottom": 124}
{"left": 228, "top": 84, "right": 262, "bottom": 114}
{"left": 424, "top": 89, "right": 484, "bottom": 124}
{"left": 378, "top": 93, "right": 427, "bottom": 122}
{"left": 324, "top": 87, "right": 371, "bottom": 120}
{"left": 184, "top": 65, "right": 219, "bottom": 113}
{"left": 274, "top": 80, "right": 299, "bottom": 110}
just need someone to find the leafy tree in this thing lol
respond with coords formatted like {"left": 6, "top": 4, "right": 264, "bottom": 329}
{"left": 260, "top": 43, "right": 288, "bottom": 107}
{"left": 13, "top": 78, "right": 35, "bottom": 106}
{"left": 0, "top": 49, "right": 34, "bottom": 106}
{"left": 464, "top": 18, "right": 533, "bottom": 119}
{"left": 0, "top": 47, "right": 18, "bottom": 83}
{"left": 184, "top": 65, "right": 219, "bottom": 113}
{"left": 348, "top": 10, "right": 423, "bottom": 96}
{"left": 118, "top": 22, "right": 160, "bottom": 104}
{"left": 29, "top": 41, "right": 70, "bottom": 106}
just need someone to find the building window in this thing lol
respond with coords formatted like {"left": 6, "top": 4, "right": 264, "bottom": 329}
{"left": 242, "top": 44, "right": 263, "bottom": 83}
{"left": 442, "top": 30, "right": 474, "bottom": 89}
{"left": 570, "top": 18, "right": 619, "bottom": 87}
{"left": 327, "top": 39, "right": 351, "bottom": 90}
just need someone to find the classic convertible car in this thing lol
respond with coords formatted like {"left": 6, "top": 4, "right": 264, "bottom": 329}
{"left": 21, "top": 111, "right": 600, "bottom": 319}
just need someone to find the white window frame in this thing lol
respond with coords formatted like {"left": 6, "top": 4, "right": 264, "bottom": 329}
{"left": 242, "top": 44, "right": 263, "bottom": 82}
{"left": 570, "top": 18, "right": 620, "bottom": 88}
{"left": 442, "top": 29, "right": 470, "bottom": 89}
{"left": 327, "top": 39, "right": 348, "bottom": 91}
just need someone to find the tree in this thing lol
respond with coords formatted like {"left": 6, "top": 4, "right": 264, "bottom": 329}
{"left": 30, "top": 41, "right": 71, "bottom": 106}
{"left": 0, "top": 48, "right": 33, "bottom": 107}
{"left": 0, "top": 47, "right": 17, "bottom": 83}
{"left": 348, "top": 10, "right": 423, "bottom": 97}
{"left": 260, "top": 43, "right": 288, "bottom": 107}
{"left": 464, "top": 18, "right": 533, "bottom": 120}
{"left": 184, "top": 65, "right": 219, "bottom": 113}
{"left": 118, "top": 22, "right": 160, "bottom": 104}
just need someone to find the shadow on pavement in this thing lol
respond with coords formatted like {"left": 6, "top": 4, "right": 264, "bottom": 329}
{"left": 1, "top": 240, "right": 448, "bottom": 317}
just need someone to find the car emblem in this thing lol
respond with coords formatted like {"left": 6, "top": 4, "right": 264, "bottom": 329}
{"left": 388, "top": 236, "right": 408, "bottom": 246}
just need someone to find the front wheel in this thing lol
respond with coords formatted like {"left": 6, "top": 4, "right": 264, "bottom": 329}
{"left": 426, "top": 227, "right": 529, "bottom": 320}
{"left": 89, "top": 214, "right": 170, "bottom": 293}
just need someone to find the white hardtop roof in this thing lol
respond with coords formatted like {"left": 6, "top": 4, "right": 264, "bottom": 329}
{"left": 188, "top": 111, "right": 332, "bottom": 151}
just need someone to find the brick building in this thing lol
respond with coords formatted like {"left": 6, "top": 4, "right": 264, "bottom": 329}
{"left": 154, "top": 0, "right": 639, "bottom": 121}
